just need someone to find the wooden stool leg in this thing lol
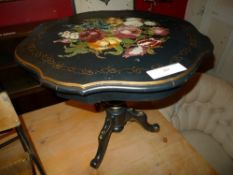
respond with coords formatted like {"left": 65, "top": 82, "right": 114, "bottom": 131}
{"left": 16, "top": 127, "right": 46, "bottom": 175}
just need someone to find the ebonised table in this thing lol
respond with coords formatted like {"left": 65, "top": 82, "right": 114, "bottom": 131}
{"left": 15, "top": 10, "right": 213, "bottom": 169}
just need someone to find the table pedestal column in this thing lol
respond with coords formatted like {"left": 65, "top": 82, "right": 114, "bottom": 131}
{"left": 90, "top": 101, "right": 160, "bottom": 169}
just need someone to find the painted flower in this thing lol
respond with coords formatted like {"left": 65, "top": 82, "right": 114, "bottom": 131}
{"left": 124, "top": 17, "right": 143, "bottom": 27}
{"left": 137, "top": 38, "right": 163, "bottom": 48}
{"left": 123, "top": 46, "right": 146, "bottom": 58}
{"left": 88, "top": 37, "right": 122, "bottom": 51}
{"left": 144, "top": 20, "right": 157, "bottom": 26}
{"left": 54, "top": 31, "right": 79, "bottom": 43}
{"left": 53, "top": 39, "right": 70, "bottom": 44}
{"left": 59, "top": 31, "right": 80, "bottom": 39}
{"left": 54, "top": 17, "right": 170, "bottom": 59}
{"left": 106, "top": 17, "right": 123, "bottom": 26}
{"left": 69, "top": 32, "right": 80, "bottom": 39}
{"left": 79, "top": 28, "right": 104, "bottom": 42}
{"left": 150, "top": 27, "right": 169, "bottom": 36}
{"left": 114, "top": 26, "right": 142, "bottom": 39}
{"left": 126, "top": 17, "right": 142, "bottom": 21}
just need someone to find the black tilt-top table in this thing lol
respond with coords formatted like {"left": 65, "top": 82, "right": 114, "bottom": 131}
{"left": 15, "top": 10, "right": 213, "bottom": 169}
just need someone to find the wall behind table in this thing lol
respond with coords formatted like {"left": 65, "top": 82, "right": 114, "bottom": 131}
{"left": 0, "top": 0, "right": 74, "bottom": 28}
{"left": 185, "top": 0, "right": 233, "bottom": 84}
{"left": 134, "top": 0, "right": 188, "bottom": 19}
{"left": 74, "top": 0, "right": 133, "bottom": 13}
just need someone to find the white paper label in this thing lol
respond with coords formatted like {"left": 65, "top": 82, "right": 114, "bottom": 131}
{"left": 146, "top": 63, "right": 187, "bottom": 80}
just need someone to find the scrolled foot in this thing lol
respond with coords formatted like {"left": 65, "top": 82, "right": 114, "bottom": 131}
{"left": 151, "top": 123, "right": 160, "bottom": 132}
{"left": 127, "top": 108, "right": 160, "bottom": 132}
{"left": 90, "top": 158, "right": 99, "bottom": 169}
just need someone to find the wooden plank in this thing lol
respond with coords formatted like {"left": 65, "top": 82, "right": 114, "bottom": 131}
{"left": 0, "top": 92, "right": 20, "bottom": 131}
{"left": 21, "top": 100, "right": 217, "bottom": 175}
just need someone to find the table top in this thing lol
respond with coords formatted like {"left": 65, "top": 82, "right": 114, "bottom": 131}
{"left": 15, "top": 10, "right": 213, "bottom": 103}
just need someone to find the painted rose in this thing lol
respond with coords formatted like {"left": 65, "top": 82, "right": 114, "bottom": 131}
{"left": 106, "top": 17, "right": 123, "bottom": 26}
{"left": 123, "top": 46, "right": 146, "bottom": 58}
{"left": 124, "top": 17, "right": 143, "bottom": 27}
{"left": 79, "top": 29, "right": 104, "bottom": 42}
{"left": 150, "top": 27, "right": 169, "bottom": 36}
{"left": 54, "top": 17, "right": 170, "bottom": 58}
{"left": 88, "top": 37, "right": 122, "bottom": 51}
{"left": 144, "top": 20, "right": 157, "bottom": 26}
{"left": 137, "top": 38, "right": 163, "bottom": 48}
{"left": 59, "top": 31, "right": 80, "bottom": 39}
{"left": 114, "top": 26, "right": 142, "bottom": 39}
{"left": 54, "top": 31, "right": 80, "bottom": 43}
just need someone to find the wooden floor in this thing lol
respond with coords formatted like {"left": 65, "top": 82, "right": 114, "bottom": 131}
{"left": 21, "top": 101, "right": 217, "bottom": 175}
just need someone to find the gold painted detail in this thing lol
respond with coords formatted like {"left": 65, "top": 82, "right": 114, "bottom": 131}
{"left": 14, "top": 20, "right": 208, "bottom": 89}
{"left": 170, "top": 25, "right": 198, "bottom": 63}
{"left": 16, "top": 40, "right": 206, "bottom": 89}
{"left": 22, "top": 42, "right": 161, "bottom": 75}
{"left": 21, "top": 24, "right": 199, "bottom": 76}
{"left": 16, "top": 48, "right": 200, "bottom": 89}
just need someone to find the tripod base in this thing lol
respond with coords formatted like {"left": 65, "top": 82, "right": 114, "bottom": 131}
{"left": 90, "top": 102, "right": 160, "bottom": 169}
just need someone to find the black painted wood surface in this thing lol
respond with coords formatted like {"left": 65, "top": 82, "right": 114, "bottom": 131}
{"left": 15, "top": 10, "right": 213, "bottom": 103}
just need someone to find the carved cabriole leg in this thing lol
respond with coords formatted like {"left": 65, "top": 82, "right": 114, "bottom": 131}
{"left": 90, "top": 115, "right": 114, "bottom": 169}
{"left": 90, "top": 104, "right": 127, "bottom": 168}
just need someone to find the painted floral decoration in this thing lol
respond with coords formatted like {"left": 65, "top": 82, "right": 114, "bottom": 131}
{"left": 54, "top": 17, "right": 169, "bottom": 59}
